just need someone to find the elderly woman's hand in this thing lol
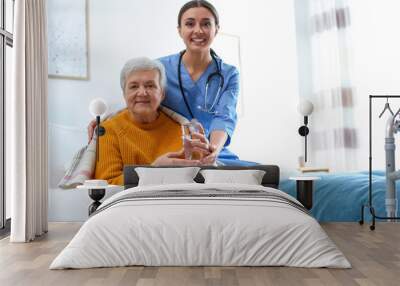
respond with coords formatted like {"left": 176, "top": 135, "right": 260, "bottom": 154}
{"left": 152, "top": 149, "right": 201, "bottom": 166}
{"left": 87, "top": 119, "right": 97, "bottom": 143}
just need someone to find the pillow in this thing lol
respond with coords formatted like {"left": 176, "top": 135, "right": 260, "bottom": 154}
{"left": 135, "top": 167, "right": 200, "bottom": 186}
{"left": 200, "top": 169, "right": 266, "bottom": 185}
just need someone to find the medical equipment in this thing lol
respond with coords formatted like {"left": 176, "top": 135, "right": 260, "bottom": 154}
{"left": 384, "top": 114, "right": 399, "bottom": 218}
{"left": 360, "top": 95, "right": 400, "bottom": 230}
{"left": 178, "top": 49, "right": 224, "bottom": 118}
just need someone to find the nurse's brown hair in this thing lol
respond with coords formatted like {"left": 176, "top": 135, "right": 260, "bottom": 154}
{"left": 177, "top": 0, "right": 219, "bottom": 27}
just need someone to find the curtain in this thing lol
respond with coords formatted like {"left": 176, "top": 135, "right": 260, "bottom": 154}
{"left": 308, "top": 0, "right": 358, "bottom": 172}
{"left": 9, "top": 0, "right": 48, "bottom": 242}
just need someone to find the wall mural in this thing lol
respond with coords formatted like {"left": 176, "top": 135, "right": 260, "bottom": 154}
{"left": 47, "top": 0, "right": 302, "bottom": 221}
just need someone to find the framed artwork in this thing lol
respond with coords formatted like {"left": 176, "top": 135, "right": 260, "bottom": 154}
{"left": 48, "top": 0, "right": 89, "bottom": 80}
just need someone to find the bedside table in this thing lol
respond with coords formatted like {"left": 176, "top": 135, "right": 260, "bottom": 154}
{"left": 77, "top": 185, "right": 122, "bottom": 215}
{"left": 289, "top": 176, "right": 321, "bottom": 210}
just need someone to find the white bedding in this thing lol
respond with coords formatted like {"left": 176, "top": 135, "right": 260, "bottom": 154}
{"left": 50, "top": 183, "right": 351, "bottom": 269}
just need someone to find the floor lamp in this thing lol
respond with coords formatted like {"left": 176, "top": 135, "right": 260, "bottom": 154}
{"left": 297, "top": 99, "right": 314, "bottom": 163}
{"left": 89, "top": 98, "right": 107, "bottom": 162}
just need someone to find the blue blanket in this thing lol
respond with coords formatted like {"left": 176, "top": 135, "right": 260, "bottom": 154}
{"left": 279, "top": 170, "right": 400, "bottom": 222}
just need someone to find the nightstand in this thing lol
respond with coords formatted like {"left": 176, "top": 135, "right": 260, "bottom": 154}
{"left": 77, "top": 185, "right": 122, "bottom": 215}
{"left": 289, "top": 176, "right": 321, "bottom": 210}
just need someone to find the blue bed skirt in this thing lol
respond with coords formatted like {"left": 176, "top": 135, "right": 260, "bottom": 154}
{"left": 279, "top": 170, "right": 400, "bottom": 222}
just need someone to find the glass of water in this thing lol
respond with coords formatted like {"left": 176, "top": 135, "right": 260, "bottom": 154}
{"left": 182, "top": 119, "right": 203, "bottom": 160}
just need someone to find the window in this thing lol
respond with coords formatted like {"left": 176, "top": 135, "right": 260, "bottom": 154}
{"left": 5, "top": 0, "right": 13, "bottom": 33}
{"left": 0, "top": 0, "right": 14, "bottom": 235}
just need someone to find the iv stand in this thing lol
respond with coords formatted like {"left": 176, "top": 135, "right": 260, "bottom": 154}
{"left": 360, "top": 95, "right": 400, "bottom": 230}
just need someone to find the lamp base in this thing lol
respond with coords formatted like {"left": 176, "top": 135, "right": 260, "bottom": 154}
{"left": 98, "top": 126, "right": 105, "bottom": 136}
{"left": 298, "top": 126, "right": 309, "bottom": 136}
{"left": 88, "top": 188, "right": 106, "bottom": 215}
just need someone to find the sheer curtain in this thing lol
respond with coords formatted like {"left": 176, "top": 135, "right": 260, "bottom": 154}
{"left": 308, "top": 0, "right": 358, "bottom": 172}
{"left": 9, "top": 0, "right": 48, "bottom": 242}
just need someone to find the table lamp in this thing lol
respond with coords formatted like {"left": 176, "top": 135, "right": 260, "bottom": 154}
{"left": 89, "top": 98, "right": 108, "bottom": 162}
{"left": 297, "top": 99, "right": 314, "bottom": 163}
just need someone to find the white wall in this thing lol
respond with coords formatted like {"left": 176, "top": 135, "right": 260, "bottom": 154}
{"left": 350, "top": 0, "right": 400, "bottom": 171}
{"left": 293, "top": 0, "right": 312, "bottom": 101}
{"left": 218, "top": 0, "right": 301, "bottom": 175}
{"left": 48, "top": 0, "right": 301, "bottom": 221}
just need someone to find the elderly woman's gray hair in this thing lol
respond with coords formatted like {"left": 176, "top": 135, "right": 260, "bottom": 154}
{"left": 120, "top": 57, "right": 167, "bottom": 90}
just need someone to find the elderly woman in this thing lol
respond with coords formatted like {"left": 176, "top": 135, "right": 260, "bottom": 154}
{"left": 95, "top": 57, "right": 212, "bottom": 185}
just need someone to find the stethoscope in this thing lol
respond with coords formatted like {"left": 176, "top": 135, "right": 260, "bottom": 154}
{"left": 178, "top": 49, "right": 225, "bottom": 118}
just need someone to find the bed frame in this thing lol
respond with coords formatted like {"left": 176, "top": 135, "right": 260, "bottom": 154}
{"left": 123, "top": 165, "right": 280, "bottom": 190}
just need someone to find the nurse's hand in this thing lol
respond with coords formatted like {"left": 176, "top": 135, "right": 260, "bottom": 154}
{"left": 185, "top": 132, "right": 212, "bottom": 158}
{"left": 200, "top": 145, "right": 218, "bottom": 165}
{"left": 188, "top": 125, "right": 217, "bottom": 164}
{"left": 200, "top": 130, "right": 227, "bottom": 165}
{"left": 87, "top": 119, "right": 96, "bottom": 143}
{"left": 152, "top": 149, "right": 201, "bottom": 166}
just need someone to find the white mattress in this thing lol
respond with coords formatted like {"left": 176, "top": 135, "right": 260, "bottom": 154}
{"left": 50, "top": 183, "right": 351, "bottom": 269}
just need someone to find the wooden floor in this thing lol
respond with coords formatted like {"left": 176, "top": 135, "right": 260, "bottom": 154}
{"left": 0, "top": 223, "right": 399, "bottom": 286}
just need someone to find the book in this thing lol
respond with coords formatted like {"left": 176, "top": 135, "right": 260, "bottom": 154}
{"left": 299, "top": 167, "right": 330, "bottom": 173}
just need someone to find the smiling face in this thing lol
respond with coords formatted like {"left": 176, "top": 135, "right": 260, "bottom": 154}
{"left": 178, "top": 7, "right": 219, "bottom": 53}
{"left": 123, "top": 69, "right": 164, "bottom": 120}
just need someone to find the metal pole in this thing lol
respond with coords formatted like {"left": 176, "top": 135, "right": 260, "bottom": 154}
{"left": 369, "top": 95, "right": 372, "bottom": 206}
{"left": 96, "top": 115, "right": 100, "bottom": 162}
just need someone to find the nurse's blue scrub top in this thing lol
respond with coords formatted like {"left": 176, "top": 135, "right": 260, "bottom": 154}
{"left": 158, "top": 53, "right": 240, "bottom": 162}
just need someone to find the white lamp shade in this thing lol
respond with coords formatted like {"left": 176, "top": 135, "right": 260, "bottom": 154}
{"left": 297, "top": 99, "right": 314, "bottom": 116}
{"left": 89, "top": 98, "right": 108, "bottom": 117}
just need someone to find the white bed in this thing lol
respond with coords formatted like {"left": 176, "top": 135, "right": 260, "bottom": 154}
{"left": 50, "top": 183, "right": 350, "bottom": 269}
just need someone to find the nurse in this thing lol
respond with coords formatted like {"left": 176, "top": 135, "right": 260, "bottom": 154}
{"left": 159, "top": 0, "right": 252, "bottom": 166}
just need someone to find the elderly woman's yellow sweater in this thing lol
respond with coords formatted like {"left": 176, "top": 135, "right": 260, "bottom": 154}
{"left": 94, "top": 109, "right": 182, "bottom": 185}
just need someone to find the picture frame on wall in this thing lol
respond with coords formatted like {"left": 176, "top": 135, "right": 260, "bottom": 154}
{"left": 48, "top": 0, "right": 89, "bottom": 80}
